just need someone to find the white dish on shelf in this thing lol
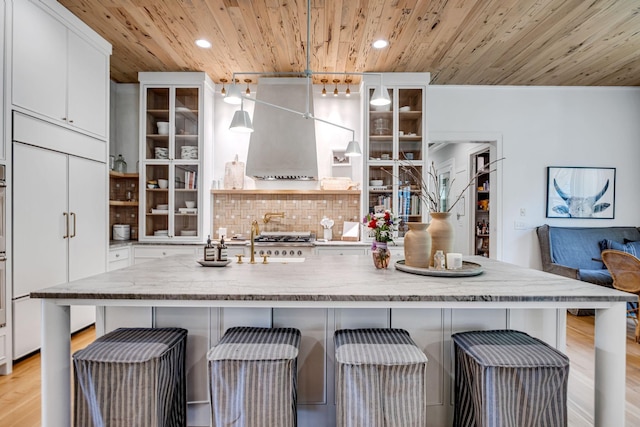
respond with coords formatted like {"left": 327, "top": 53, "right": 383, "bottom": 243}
{"left": 180, "top": 230, "right": 197, "bottom": 236}
{"left": 154, "top": 230, "right": 169, "bottom": 236}
{"left": 178, "top": 208, "right": 198, "bottom": 214}
{"left": 176, "top": 107, "right": 191, "bottom": 113}
{"left": 185, "top": 201, "right": 196, "bottom": 208}
{"left": 156, "top": 204, "right": 169, "bottom": 210}
{"left": 399, "top": 106, "right": 411, "bottom": 112}
{"left": 369, "top": 180, "right": 383, "bottom": 186}
{"left": 151, "top": 209, "right": 169, "bottom": 214}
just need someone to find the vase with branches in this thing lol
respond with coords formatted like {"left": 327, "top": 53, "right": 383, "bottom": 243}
{"left": 381, "top": 155, "right": 504, "bottom": 266}
{"left": 394, "top": 157, "right": 504, "bottom": 214}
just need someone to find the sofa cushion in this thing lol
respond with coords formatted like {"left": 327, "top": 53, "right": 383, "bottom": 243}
{"left": 600, "top": 239, "right": 640, "bottom": 257}
{"left": 549, "top": 226, "right": 640, "bottom": 270}
{"left": 578, "top": 269, "right": 613, "bottom": 288}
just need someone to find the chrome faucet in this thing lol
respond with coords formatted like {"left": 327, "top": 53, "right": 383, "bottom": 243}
{"left": 263, "top": 212, "right": 285, "bottom": 224}
{"left": 250, "top": 220, "right": 260, "bottom": 264}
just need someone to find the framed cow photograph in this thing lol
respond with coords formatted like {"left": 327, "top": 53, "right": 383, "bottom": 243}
{"left": 546, "top": 166, "right": 616, "bottom": 219}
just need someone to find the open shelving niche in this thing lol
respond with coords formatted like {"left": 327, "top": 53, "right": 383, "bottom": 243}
{"left": 109, "top": 171, "right": 139, "bottom": 241}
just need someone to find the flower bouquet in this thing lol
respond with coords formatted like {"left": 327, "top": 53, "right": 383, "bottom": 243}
{"left": 364, "top": 210, "right": 399, "bottom": 268}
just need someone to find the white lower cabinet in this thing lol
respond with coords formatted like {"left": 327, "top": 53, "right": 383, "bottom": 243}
{"left": 133, "top": 245, "right": 199, "bottom": 264}
{"left": 315, "top": 246, "right": 368, "bottom": 256}
{"left": 12, "top": 142, "right": 106, "bottom": 359}
{"left": 12, "top": 297, "right": 40, "bottom": 358}
{"left": 0, "top": 334, "right": 6, "bottom": 366}
{"left": 108, "top": 246, "right": 131, "bottom": 271}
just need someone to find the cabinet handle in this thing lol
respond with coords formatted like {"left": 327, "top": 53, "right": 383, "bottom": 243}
{"left": 70, "top": 212, "right": 77, "bottom": 238}
{"left": 63, "top": 212, "right": 69, "bottom": 238}
{"left": 68, "top": 119, "right": 74, "bottom": 124}
{"left": 62, "top": 117, "right": 67, "bottom": 121}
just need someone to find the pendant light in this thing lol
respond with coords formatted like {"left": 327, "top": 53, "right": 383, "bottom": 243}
{"left": 321, "top": 79, "right": 328, "bottom": 96}
{"left": 220, "top": 78, "right": 227, "bottom": 95}
{"left": 345, "top": 79, "right": 352, "bottom": 97}
{"left": 345, "top": 140, "right": 361, "bottom": 157}
{"left": 224, "top": 79, "right": 242, "bottom": 105}
{"left": 245, "top": 79, "right": 252, "bottom": 96}
{"left": 370, "top": 75, "right": 391, "bottom": 106}
{"left": 229, "top": 99, "right": 253, "bottom": 132}
{"left": 333, "top": 79, "right": 340, "bottom": 96}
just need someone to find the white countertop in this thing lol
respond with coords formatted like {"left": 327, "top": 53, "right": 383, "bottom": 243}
{"left": 32, "top": 255, "right": 633, "bottom": 305}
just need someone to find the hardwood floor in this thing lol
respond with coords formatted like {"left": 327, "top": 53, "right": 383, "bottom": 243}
{"left": 1, "top": 316, "right": 639, "bottom": 426}
{"left": 0, "top": 326, "right": 95, "bottom": 427}
{"left": 566, "top": 313, "right": 640, "bottom": 426}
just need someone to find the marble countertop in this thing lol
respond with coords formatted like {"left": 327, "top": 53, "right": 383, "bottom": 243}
{"left": 32, "top": 255, "right": 634, "bottom": 305}
{"left": 110, "top": 240, "right": 375, "bottom": 248}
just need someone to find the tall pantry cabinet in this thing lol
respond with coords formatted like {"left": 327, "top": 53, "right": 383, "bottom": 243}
{"left": 7, "top": 0, "right": 111, "bottom": 362}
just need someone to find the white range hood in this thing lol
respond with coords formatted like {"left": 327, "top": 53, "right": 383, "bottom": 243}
{"left": 245, "top": 78, "right": 319, "bottom": 180}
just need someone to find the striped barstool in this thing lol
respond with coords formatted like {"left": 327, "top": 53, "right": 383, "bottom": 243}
{"left": 72, "top": 327, "right": 188, "bottom": 427}
{"left": 452, "top": 329, "right": 570, "bottom": 427}
{"left": 207, "top": 327, "right": 301, "bottom": 427}
{"left": 334, "top": 328, "right": 429, "bottom": 427}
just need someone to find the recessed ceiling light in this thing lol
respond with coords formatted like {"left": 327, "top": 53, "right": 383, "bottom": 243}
{"left": 195, "top": 39, "right": 211, "bottom": 48}
{"left": 372, "top": 39, "right": 388, "bottom": 49}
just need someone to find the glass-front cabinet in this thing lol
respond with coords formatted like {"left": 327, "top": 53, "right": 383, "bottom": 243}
{"left": 363, "top": 73, "right": 429, "bottom": 238}
{"left": 138, "top": 72, "right": 214, "bottom": 242}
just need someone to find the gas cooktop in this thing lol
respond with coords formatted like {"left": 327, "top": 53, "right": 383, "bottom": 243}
{"left": 253, "top": 231, "right": 313, "bottom": 244}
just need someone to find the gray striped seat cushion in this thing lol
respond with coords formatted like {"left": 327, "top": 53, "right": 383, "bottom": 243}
{"left": 335, "top": 328, "right": 429, "bottom": 365}
{"left": 452, "top": 330, "right": 569, "bottom": 427}
{"left": 73, "top": 327, "right": 187, "bottom": 427}
{"left": 334, "top": 328, "right": 428, "bottom": 427}
{"left": 208, "top": 327, "right": 301, "bottom": 427}
{"left": 208, "top": 326, "right": 300, "bottom": 361}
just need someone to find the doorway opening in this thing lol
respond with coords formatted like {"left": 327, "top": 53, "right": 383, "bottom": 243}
{"left": 427, "top": 135, "right": 502, "bottom": 259}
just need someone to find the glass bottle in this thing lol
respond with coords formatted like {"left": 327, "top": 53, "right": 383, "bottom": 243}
{"left": 434, "top": 250, "right": 445, "bottom": 270}
{"left": 114, "top": 154, "right": 127, "bottom": 173}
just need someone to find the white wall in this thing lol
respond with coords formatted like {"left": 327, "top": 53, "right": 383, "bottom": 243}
{"left": 428, "top": 85, "right": 640, "bottom": 268}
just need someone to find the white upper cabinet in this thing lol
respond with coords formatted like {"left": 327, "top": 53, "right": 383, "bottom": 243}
{"left": 67, "top": 30, "right": 109, "bottom": 137}
{"left": 11, "top": 0, "right": 110, "bottom": 139}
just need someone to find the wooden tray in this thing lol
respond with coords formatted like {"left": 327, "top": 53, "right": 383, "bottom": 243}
{"left": 395, "top": 260, "right": 483, "bottom": 277}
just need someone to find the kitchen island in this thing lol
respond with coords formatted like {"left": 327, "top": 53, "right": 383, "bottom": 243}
{"left": 32, "top": 255, "right": 633, "bottom": 427}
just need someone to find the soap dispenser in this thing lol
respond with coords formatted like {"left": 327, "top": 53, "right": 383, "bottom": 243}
{"left": 217, "top": 236, "right": 228, "bottom": 261}
{"left": 204, "top": 235, "right": 216, "bottom": 261}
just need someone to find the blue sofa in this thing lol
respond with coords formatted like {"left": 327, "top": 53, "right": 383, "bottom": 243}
{"left": 537, "top": 224, "right": 640, "bottom": 315}
{"left": 537, "top": 224, "right": 640, "bottom": 287}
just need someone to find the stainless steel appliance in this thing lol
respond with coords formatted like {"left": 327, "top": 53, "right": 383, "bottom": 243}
{"left": 0, "top": 165, "right": 6, "bottom": 327}
{"left": 252, "top": 232, "right": 314, "bottom": 258}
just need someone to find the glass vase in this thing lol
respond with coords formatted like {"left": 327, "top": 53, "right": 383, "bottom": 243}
{"left": 372, "top": 241, "right": 391, "bottom": 269}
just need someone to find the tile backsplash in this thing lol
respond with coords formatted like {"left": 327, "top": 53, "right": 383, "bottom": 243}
{"left": 212, "top": 192, "right": 361, "bottom": 239}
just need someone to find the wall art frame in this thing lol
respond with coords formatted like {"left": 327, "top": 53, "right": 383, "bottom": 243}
{"left": 546, "top": 166, "right": 616, "bottom": 219}
{"left": 331, "top": 149, "right": 350, "bottom": 166}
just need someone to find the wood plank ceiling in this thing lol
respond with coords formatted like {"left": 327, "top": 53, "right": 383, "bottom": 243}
{"left": 59, "top": 0, "right": 640, "bottom": 86}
